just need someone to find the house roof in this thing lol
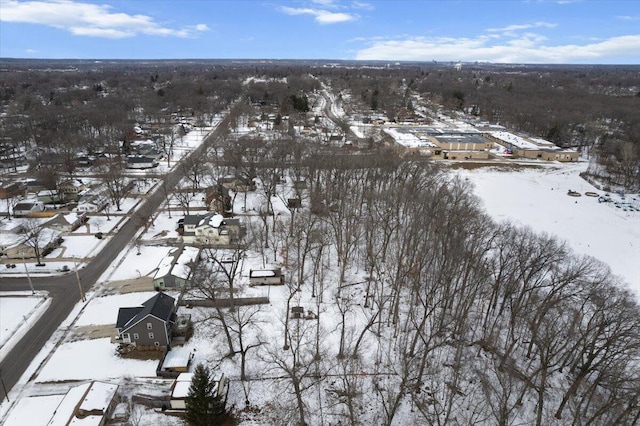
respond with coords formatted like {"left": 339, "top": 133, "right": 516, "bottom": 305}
{"left": 115, "top": 307, "right": 141, "bottom": 329}
{"left": 13, "top": 202, "right": 38, "bottom": 210}
{"left": 127, "top": 156, "right": 156, "bottom": 163}
{"left": 116, "top": 293, "right": 176, "bottom": 331}
{"left": 183, "top": 214, "right": 205, "bottom": 226}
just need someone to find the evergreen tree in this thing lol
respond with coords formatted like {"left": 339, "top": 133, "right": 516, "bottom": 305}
{"left": 186, "top": 363, "right": 227, "bottom": 426}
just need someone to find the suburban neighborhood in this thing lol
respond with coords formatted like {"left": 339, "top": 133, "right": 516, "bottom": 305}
{"left": 1, "top": 58, "right": 639, "bottom": 426}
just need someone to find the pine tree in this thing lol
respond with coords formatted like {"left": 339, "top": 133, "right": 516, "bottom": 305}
{"left": 186, "top": 363, "right": 226, "bottom": 426}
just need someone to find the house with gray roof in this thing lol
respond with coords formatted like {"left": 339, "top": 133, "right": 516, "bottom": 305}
{"left": 115, "top": 293, "right": 177, "bottom": 348}
{"left": 182, "top": 213, "right": 245, "bottom": 247}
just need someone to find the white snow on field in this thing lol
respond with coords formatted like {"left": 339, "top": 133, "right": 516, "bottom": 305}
{"left": 60, "top": 235, "right": 107, "bottom": 258}
{"left": 3, "top": 394, "right": 64, "bottom": 426}
{"left": 104, "top": 245, "right": 174, "bottom": 282}
{"left": 74, "top": 292, "right": 165, "bottom": 326}
{"left": 1, "top": 296, "right": 42, "bottom": 345}
{"left": 35, "top": 338, "right": 158, "bottom": 382}
{"left": 457, "top": 163, "right": 640, "bottom": 296}
{"left": 0, "top": 293, "right": 50, "bottom": 361}
{"left": 108, "top": 197, "right": 141, "bottom": 214}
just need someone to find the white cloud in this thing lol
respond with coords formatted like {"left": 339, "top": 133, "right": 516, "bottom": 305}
{"left": 617, "top": 15, "right": 640, "bottom": 22}
{"left": 352, "top": 1, "right": 374, "bottom": 10}
{"left": 0, "top": 0, "right": 209, "bottom": 39}
{"left": 280, "top": 6, "right": 356, "bottom": 24}
{"left": 311, "top": 0, "right": 337, "bottom": 6}
{"left": 354, "top": 34, "right": 640, "bottom": 63}
{"left": 488, "top": 21, "right": 557, "bottom": 33}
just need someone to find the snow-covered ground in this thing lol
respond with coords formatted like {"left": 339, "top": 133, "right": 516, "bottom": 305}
{"left": 456, "top": 162, "right": 640, "bottom": 296}
{"left": 35, "top": 338, "right": 158, "bottom": 382}
{"left": 0, "top": 292, "right": 50, "bottom": 362}
{"left": 100, "top": 245, "right": 175, "bottom": 282}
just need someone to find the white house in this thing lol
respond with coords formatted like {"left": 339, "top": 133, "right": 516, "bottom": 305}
{"left": 12, "top": 201, "right": 44, "bottom": 217}
{"left": 182, "top": 213, "right": 244, "bottom": 246}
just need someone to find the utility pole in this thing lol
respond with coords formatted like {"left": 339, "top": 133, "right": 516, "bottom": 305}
{"left": 74, "top": 262, "right": 86, "bottom": 302}
{"left": 21, "top": 250, "right": 35, "bottom": 295}
{"left": 0, "top": 370, "right": 9, "bottom": 402}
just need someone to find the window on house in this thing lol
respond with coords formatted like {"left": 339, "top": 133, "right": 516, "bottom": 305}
{"left": 147, "top": 322, "right": 153, "bottom": 330}
{"left": 133, "top": 333, "right": 139, "bottom": 340}
{"left": 149, "top": 332, "right": 154, "bottom": 339}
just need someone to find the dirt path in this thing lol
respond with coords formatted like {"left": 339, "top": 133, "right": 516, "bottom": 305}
{"left": 68, "top": 324, "right": 117, "bottom": 341}
{"left": 101, "top": 277, "right": 154, "bottom": 294}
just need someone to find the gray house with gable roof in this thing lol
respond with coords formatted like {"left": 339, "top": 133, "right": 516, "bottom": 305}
{"left": 115, "top": 293, "right": 176, "bottom": 348}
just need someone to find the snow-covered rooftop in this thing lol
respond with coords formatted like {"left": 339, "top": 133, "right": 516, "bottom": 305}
{"left": 153, "top": 248, "right": 179, "bottom": 280}
{"left": 489, "top": 131, "right": 540, "bottom": 150}
{"left": 162, "top": 346, "right": 192, "bottom": 370}
{"left": 172, "top": 373, "right": 194, "bottom": 399}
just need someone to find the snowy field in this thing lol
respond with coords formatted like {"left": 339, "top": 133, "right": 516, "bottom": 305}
{"left": 0, "top": 293, "right": 50, "bottom": 361}
{"left": 101, "top": 245, "right": 175, "bottom": 282}
{"left": 35, "top": 338, "right": 158, "bottom": 382}
{"left": 456, "top": 162, "right": 640, "bottom": 297}
{"left": 59, "top": 234, "right": 108, "bottom": 258}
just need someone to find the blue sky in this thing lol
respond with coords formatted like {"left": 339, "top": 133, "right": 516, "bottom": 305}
{"left": 1, "top": 0, "right": 639, "bottom": 63}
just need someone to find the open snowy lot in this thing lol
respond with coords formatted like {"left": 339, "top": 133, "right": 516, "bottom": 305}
{"left": 456, "top": 162, "right": 640, "bottom": 296}
{"left": 59, "top": 234, "right": 108, "bottom": 258}
{"left": 35, "top": 338, "right": 158, "bottom": 382}
{"left": 0, "top": 293, "right": 50, "bottom": 360}
{"left": 102, "top": 245, "right": 175, "bottom": 282}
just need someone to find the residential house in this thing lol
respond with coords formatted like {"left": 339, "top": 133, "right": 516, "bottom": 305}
{"left": 181, "top": 213, "right": 245, "bottom": 246}
{"left": 12, "top": 201, "right": 45, "bottom": 217}
{"left": 3, "top": 227, "right": 63, "bottom": 260}
{"left": 74, "top": 155, "right": 96, "bottom": 167}
{"left": 76, "top": 194, "right": 109, "bottom": 213}
{"left": 43, "top": 212, "right": 87, "bottom": 233}
{"left": 58, "top": 179, "right": 87, "bottom": 201}
{"left": 126, "top": 155, "right": 159, "bottom": 169}
{"left": 0, "top": 181, "right": 26, "bottom": 200}
{"left": 115, "top": 292, "right": 177, "bottom": 348}
{"left": 219, "top": 176, "right": 256, "bottom": 192}
{"left": 153, "top": 246, "right": 200, "bottom": 290}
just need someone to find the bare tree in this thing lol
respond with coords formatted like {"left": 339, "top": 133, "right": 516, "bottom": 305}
{"left": 21, "top": 219, "right": 54, "bottom": 266}
{"left": 99, "top": 159, "right": 129, "bottom": 211}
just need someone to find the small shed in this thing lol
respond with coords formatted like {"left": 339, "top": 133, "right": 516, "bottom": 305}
{"left": 160, "top": 347, "right": 194, "bottom": 375}
{"left": 249, "top": 267, "right": 284, "bottom": 286}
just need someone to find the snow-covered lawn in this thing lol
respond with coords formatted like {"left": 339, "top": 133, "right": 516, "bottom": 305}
{"left": 0, "top": 293, "right": 50, "bottom": 361}
{"left": 102, "top": 245, "right": 175, "bottom": 282}
{"left": 35, "top": 338, "right": 158, "bottom": 382}
{"left": 74, "top": 214, "right": 122, "bottom": 234}
{"left": 60, "top": 234, "right": 108, "bottom": 258}
{"left": 457, "top": 162, "right": 640, "bottom": 296}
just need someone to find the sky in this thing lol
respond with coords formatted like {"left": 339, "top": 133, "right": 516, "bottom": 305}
{"left": 0, "top": 0, "right": 639, "bottom": 64}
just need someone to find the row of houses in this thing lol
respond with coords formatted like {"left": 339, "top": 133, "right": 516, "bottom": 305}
{"left": 0, "top": 212, "right": 87, "bottom": 260}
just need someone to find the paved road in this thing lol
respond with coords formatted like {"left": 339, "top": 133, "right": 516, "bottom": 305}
{"left": 0, "top": 104, "right": 240, "bottom": 399}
